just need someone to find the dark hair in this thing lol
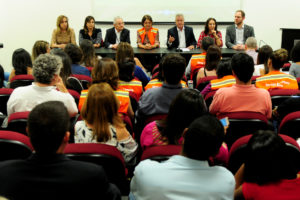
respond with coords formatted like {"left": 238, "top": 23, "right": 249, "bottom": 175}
{"left": 244, "top": 130, "right": 298, "bottom": 185}
{"left": 118, "top": 57, "right": 135, "bottom": 82}
{"left": 28, "top": 101, "right": 70, "bottom": 155}
{"left": 204, "top": 18, "right": 219, "bottom": 35}
{"left": 231, "top": 53, "right": 254, "bottom": 83}
{"left": 183, "top": 115, "right": 224, "bottom": 160}
{"left": 161, "top": 54, "right": 186, "bottom": 85}
{"left": 80, "top": 39, "right": 98, "bottom": 68}
{"left": 270, "top": 48, "right": 288, "bottom": 70}
{"left": 51, "top": 48, "right": 72, "bottom": 85}
{"left": 12, "top": 48, "right": 32, "bottom": 75}
{"left": 291, "top": 42, "right": 300, "bottom": 62}
{"left": 83, "top": 16, "right": 95, "bottom": 34}
{"left": 153, "top": 54, "right": 166, "bottom": 81}
{"left": 64, "top": 44, "right": 83, "bottom": 64}
{"left": 0, "top": 64, "right": 4, "bottom": 88}
{"left": 236, "top": 10, "right": 245, "bottom": 18}
{"left": 257, "top": 45, "right": 273, "bottom": 72}
{"left": 205, "top": 45, "right": 221, "bottom": 71}
{"left": 202, "top": 37, "right": 215, "bottom": 51}
{"left": 116, "top": 42, "right": 135, "bottom": 63}
{"left": 159, "top": 89, "right": 207, "bottom": 144}
{"left": 141, "top": 15, "right": 153, "bottom": 26}
{"left": 216, "top": 58, "right": 232, "bottom": 79}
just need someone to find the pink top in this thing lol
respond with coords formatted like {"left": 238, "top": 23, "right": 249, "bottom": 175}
{"left": 141, "top": 121, "right": 229, "bottom": 164}
{"left": 243, "top": 177, "right": 300, "bottom": 200}
{"left": 209, "top": 84, "right": 272, "bottom": 119}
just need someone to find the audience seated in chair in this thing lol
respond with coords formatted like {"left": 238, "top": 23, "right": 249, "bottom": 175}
{"left": 210, "top": 53, "right": 272, "bottom": 119}
{"left": 253, "top": 45, "right": 273, "bottom": 76}
{"left": 234, "top": 130, "right": 300, "bottom": 200}
{"left": 289, "top": 41, "right": 300, "bottom": 78}
{"left": 0, "top": 101, "right": 120, "bottom": 200}
{"left": 245, "top": 37, "right": 258, "bottom": 65}
{"left": 79, "top": 39, "right": 99, "bottom": 68}
{"left": 75, "top": 83, "right": 138, "bottom": 164}
{"left": 130, "top": 115, "right": 235, "bottom": 200}
{"left": 256, "top": 48, "right": 298, "bottom": 90}
{"left": 31, "top": 40, "right": 50, "bottom": 61}
{"left": 7, "top": 54, "right": 78, "bottom": 117}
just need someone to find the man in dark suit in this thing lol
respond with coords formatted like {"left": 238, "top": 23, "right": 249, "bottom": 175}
{"left": 225, "top": 10, "right": 255, "bottom": 50}
{"left": 0, "top": 101, "right": 120, "bottom": 200}
{"left": 167, "top": 14, "right": 197, "bottom": 49}
{"left": 104, "top": 16, "right": 130, "bottom": 49}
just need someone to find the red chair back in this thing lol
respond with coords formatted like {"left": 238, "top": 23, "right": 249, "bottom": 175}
{"left": 196, "top": 76, "right": 217, "bottom": 92}
{"left": 7, "top": 111, "right": 30, "bottom": 135}
{"left": 71, "top": 74, "right": 92, "bottom": 89}
{"left": 278, "top": 111, "right": 300, "bottom": 139}
{"left": 0, "top": 88, "right": 14, "bottom": 116}
{"left": 141, "top": 145, "right": 182, "bottom": 161}
{"left": 10, "top": 75, "right": 34, "bottom": 89}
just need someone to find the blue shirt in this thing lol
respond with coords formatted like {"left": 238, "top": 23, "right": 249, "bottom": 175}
{"left": 134, "top": 65, "right": 150, "bottom": 87}
{"left": 71, "top": 64, "right": 91, "bottom": 77}
{"left": 130, "top": 155, "right": 235, "bottom": 200}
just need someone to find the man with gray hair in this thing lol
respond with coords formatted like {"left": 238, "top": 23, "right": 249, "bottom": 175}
{"left": 245, "top": 37, "right": 258, "bottom": 64}
{"left": 7, "top": 54, "right": 78, "bottom": 117}
{"left": 104, "top": 16, "right": 130, "bottom": 49}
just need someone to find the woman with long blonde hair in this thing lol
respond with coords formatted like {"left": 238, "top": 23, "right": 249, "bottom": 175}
{"left": 75, "top": 83, "right": 138, "bottom": 163}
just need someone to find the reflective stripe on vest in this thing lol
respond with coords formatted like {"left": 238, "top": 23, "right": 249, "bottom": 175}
{"left": 211, "top": 75, "right": 236, "bottom": 90}
{"left": 256, "top": 72, "right": 298, "bottom": 90}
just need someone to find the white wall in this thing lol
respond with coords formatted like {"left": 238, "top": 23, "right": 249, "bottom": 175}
{"left": 1, "top": 0, "right": 300, "bottom": 72}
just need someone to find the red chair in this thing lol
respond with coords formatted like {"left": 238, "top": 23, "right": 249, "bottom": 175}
{"left": 71, "top": 74, "right": 92, "bottom": 89}
{"left": 86, "top": 67, "right": 93, "bottom": 73}
{"left": 67, "top": 89, "right": 80, "bottom": 106}
{"left": 144, "top": 114, "right": 167, "bottom": 127}
{"left": 269, "top": 89, "right": 300, "bottom": 109}
{"left": 0, "top": 130, "right": 33, "bottom": 161}
{"left": 278, "top": 111, "right": 300, "bottom": 140}
{"left": 251, "top": 75, "right": 260, "bottom": 84}
{"left": 7, "top": 111, "right": 30, "bottom": 135}
{"left": 141, "top": 145, "right": 182, "bottom": 162}
{"left": 218, "top": 112, "right": 271, "bottom": 149}
{"left": 204, "top": 90, "right": 217, "bottom": 108}
{"left": 196, "top": 76, "right": 217, "bottom": 92}
{"left": 64, "top": 143, "right": 128, "bottom": 194}
{"left": 228, "top": 134, "right": 300, "bottom": 174}
{"left": 10, "top": 74, "right": 34, "bottom": 89}
{"left": 0, "top": 88, "right": 14, "bottom": 116}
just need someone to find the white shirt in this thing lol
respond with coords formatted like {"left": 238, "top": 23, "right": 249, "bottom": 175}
{"left": 7, "top": 83, "right": 78, "bottom": 117}
{"left": 108, "top": 28, "right": 122, "bottom": 48}
{"left": 235, "top": 24, "right": 244, "bottom": 44}
{"left": 177, "top": 27, "right": 186, "bottom": 48}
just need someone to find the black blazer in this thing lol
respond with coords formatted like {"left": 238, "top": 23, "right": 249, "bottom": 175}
{"left": 0, "top": 154, "right": 121, "bottom": 200}
{"left": 166, "top": 26, "right": 197, "bottom": 49}
{"left": 104, "top": 27, "right": 130, "bottom": 48}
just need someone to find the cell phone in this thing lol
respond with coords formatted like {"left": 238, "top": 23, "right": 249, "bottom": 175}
{"left": 220, "top": 117, "right": 229, "bottom": 127}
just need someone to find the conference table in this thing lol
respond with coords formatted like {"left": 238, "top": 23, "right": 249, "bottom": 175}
{"left": 95, "top": 47, "right": 239, "bottom": 57}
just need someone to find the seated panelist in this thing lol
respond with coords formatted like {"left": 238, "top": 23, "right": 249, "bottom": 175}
{"left": 137, "top": 15, "right": 160, "bottom": 49}
{"left": 79, "top": 16, "right": 102, "bottom": 48}
{"left": 197, "top": 18, "right": 223, "bottom": 48}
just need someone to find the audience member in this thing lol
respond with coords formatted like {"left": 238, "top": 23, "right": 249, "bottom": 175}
{"left": 79, "top": 16, "right": 102, "bottom": 47}
{"left": 79, "top": 39, "right": 98, "bottom": 68}
{"left": 78, "top": 58, "right": 134, "bottom": 118}
{"left": 115, "top": 42, "right": 150, "bottom": 87}
{"left": 234, "top": 130, "right": 300, "bottom": 200}
{"left": 117, "top": 58, "right": 143, "bottom": 100}
{"left": 245, "top": 37, "right": 258, "bottom": 65}
{"left": 256, "top": 48, "right": 298, "bottom": 90}
{"left": 253, "top": 45, "right": 273, "bottom": 76}
{"left": 51, "top": 48, "right": 83, "bottom": 94}
{"left": 225, "top": 10, "right": 255, "bottom": 50}
{"left": 75, "top": 83, "right": 138, "bottom": 163}
{"left": 137, "top": 54, "right": 186, "bottom": 118}
{"left": 201, "top": 58, "right": 235, "bottom": 97}
{"left": 196, "top": 45, "right": 221, "bottom": 83}
{"left": 197, "top": 18, "right": 223, "bottom": 48}
{"left": 0, "top": 101, "right": 120, "bottom": 200}
{"left": 51, "top": 15, "right": 76, "bottom": 49}
{"left": 185, "top": 37, "right": 214, "bottom": 80}
{"left": 166, "top": 14, "right": 196, "bottom": 49}
{"left": 289, "top": 41, "right": 300, "bottom": 78}
{"left": 8, "top": 48, "right": 32, "bottom": 82}
{"left": 32, "top": 40, "right": 50, "bottom": 61}
{"left": 130, "top": 115, "right": 235, "bottom": 200}
{"left": 7, "top": 54, "right": 78, "bottom": 117}
{"left": 64, "top": 43, "right": 90, "bottom": 76}
{"left": 104, "top": 16, "right": 131, "bottom": 49}
{"left": 137, "top": 15, "right": 159, "bottom": 49}
{"left": 210, "top": 53, "right": 272, "bottom": 119}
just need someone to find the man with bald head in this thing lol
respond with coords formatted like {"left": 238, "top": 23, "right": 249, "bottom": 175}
{"left": 104, "top": 16, "right": 130, "bottom": 49}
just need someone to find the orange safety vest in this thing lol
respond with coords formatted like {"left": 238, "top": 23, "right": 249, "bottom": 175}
{"left": 144, "top": 79, "right": 187, "bottom": 91}
{"left": 255, "top": 71, "right": 299, "bottom": 90}
{"left": 138, "top": 27, "right": 158, "bottom": 45}
{"left": 211, "top": 75, "right": 236, "bottom": 90}
{"left": 118, "top": 80, "right": 143, "bottom": 100}
{"left": 78, "top": 89, "right": 130, "bottom": 114}
{"left": 190, "top": 53, "right": 206, "bottom": 79}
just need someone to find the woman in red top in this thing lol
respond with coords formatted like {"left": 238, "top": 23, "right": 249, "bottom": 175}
{"left": 197, "top": 18, "right": 223, "bottom": 48}
{"left": 234, "top": 130, "right": 300, "bottom": 200}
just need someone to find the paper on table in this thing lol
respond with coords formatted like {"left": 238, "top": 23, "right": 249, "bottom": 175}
{"left": 179, "top": 48, "right": 190, "bottom": 52}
